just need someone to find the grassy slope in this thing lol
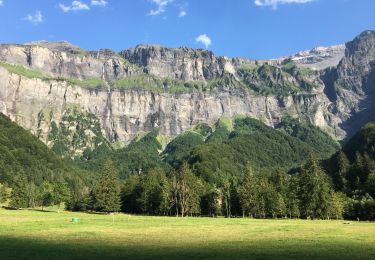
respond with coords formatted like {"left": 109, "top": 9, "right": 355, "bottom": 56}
{"left": 0, "top": 208, "right": 374, "bottom": 260}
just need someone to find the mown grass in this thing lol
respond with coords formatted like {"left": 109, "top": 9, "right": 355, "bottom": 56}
{"left": 0, "top": 208, "right": 374, "bottom": 260}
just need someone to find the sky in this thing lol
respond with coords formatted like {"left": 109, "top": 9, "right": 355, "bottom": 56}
{"left": 0, "top": 0, "right": 374, "bottom": 59}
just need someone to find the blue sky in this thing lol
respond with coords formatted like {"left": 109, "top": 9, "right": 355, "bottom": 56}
{"left": 0, "top": 0, "right": 374, "bottom": 59}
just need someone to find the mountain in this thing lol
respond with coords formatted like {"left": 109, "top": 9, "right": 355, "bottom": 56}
{"left": 289, "top": 45, "right": 345, "bottom": 70}
{"left": 0, "top": 31, "right": 375, "bottom": 156}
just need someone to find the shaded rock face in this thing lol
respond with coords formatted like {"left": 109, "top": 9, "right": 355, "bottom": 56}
{"left": 329, "top": 31, "right": 375, "bottom": 138}
{"left": 0, "top": 31, "right": 375, "bottom": 149}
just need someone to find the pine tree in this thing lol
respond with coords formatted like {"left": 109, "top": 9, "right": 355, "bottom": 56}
{"left": 93, "top": 158, "right": 121, "bottom": 213}
{"left": 334, "top": 151, "right": 349, "bottom": 191}
{"left": 298, "top": 154, "right": 333, "bottom": 219}
{"left": 9, "top": 174, "right": 28, "bottom": 209}
{"left": 286, "top": 176, "right": 300, "bottom": 219}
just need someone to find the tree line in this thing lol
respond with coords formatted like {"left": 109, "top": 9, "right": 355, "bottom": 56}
{"left": 4, "top": 154, "right": 361, "bottom": 220}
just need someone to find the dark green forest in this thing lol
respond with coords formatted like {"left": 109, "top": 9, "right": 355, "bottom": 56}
{"left": 0, "top": 112, "right": 374, "bottom": 220}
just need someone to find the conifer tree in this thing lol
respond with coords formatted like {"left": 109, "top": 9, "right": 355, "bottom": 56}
{"left": 93, "top": 158, "right": 121, "bottom": 213}
{"left": 334, "top": 151, "right": 349, "bottom": 191}
{"left": 298, "top": 154, "right": 333, "bottom": 219}
{"left": 286, "top": 176, "right": 300, "bottom": 218}
{"left": 9, "top": 174, "right": 28, "bottom": 209}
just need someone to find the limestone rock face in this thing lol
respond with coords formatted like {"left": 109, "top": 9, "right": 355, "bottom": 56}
{"left": 0, "top": 31, "right": 375, "bottom": 149}
{"left": 121, "top": 45, "right": 234, "bottom": 81}
{"left": 0, "top": 44, "right": 141, "bottom": 81}
{"left": 0, "top": 66, "right": 335, "bottom": 145}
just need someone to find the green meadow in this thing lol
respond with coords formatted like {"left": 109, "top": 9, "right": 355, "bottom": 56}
{"left": 0, "top": 208, "right": 374, "bottom": 260}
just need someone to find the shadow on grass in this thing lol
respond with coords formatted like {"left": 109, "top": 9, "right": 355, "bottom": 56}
{"left": 0, "top": 236, "right": 374, "bottom": 260}
{"left": 2, "top": 207, "right": 58, "bottom": 213}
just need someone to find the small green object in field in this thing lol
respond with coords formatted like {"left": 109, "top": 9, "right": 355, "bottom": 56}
{"left": 71, "top": 217, "right": 80, "bottom": 223}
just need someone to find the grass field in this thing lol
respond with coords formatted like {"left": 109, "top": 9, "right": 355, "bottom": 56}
{"left": 0, "top": 208, "right": 374, "bottom": 260}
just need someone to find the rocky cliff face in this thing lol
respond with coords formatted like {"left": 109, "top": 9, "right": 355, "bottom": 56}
{"left": 0, "top": 43, "right": 142, "bottom": 81}
{"left": 121, "top": 45, "right": 242, "bottom": 82}
{"left": 0, "top": 66, "right": 332, "bottom": 145}
{"left": 0, "top": 31, "right": 374, "bottom": 153}
{"left": 327, "top": 30, "right": 375, "bottom": 138}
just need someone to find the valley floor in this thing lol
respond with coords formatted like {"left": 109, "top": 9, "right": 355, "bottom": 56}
{"left": 0, "top": 208, "right": 374, "bottom": 260}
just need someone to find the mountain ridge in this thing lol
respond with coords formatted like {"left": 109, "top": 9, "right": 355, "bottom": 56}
{"left": 0, "top": 30, "right": 374, "bottom": 153}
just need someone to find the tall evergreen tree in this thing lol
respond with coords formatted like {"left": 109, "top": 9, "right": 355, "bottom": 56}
{"left": 93, "top": 158, "right": 121, "bottom": 213}
{"left": 121, "top": 175, "right": 142, "bottom": 214}
{"left": 136, "top": 169, "right": 171, "bottom": 215}
{"left": 286, "top": 176, "right": 300, "bottom": 218}
{"left": 334, "top": 151, "right": 350, "bottom": 192}
{"left": 9, "top": 174, "right": 28, "bottom": 209}
{"left": 298, "top": 154, "right": 333, "bottom": 219}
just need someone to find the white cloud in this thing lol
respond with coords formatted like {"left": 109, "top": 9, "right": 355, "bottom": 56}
{"left": 254, "top": 0, "right": 314, "bottom": 9}
{"left": 179, "top": 10, "right": 187, "bottom": 17}
{"left": 23, "top": 10, "right": 44, "bottom": 25}
{"left": 196, "top": 34, "right": 211, "bottom": 49}
{"left": 91, "top": 0, "right": 107, "bottom": 7}
{"left": 59, "top": 1, "right": 90, "bottom": 13}
{"left": 148, "top": 0, "right": 173, "bottom": 16}
{"left": 0, "top": 1, "right": 3, "bottom": 6}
